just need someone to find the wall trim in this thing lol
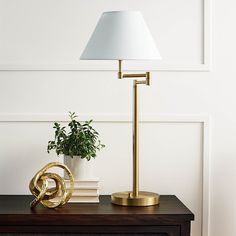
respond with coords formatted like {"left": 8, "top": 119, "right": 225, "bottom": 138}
{"left": 0, "top": 113, "right": 210, "bottom": 236}
{"left": 0, "top": 0, "right": 211, "bottom": 72}
{"left": 0, "top": 113, "right": 208, "bottom": 123}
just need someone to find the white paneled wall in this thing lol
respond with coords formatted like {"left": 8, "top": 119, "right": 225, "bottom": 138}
{"left": 0, "top": 0, "right": 208, "bottom": 71}
{"left": 1, "top": 0, "right": 236, "bottom": 236}
{"left": 0, "top": 114, "right": 208, "bottom": 236}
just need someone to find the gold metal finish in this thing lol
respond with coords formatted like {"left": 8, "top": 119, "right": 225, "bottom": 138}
{"left": 123, "top": 73, "right": 147, "bottom": 78}
{"left": 133, "top": 80, "right": 139, "bottom": 198}
{"left": 112, "top": 60, "right": 159, "bottom": 206}
{"left": 29, "top": 162, "right": 74, "bottom": 208}
{"left": 118, "top": 60, "right": 122, "bottom": 79}
{"left": 111, "top": 191, "right": 160, "bottom": 206}
{"left": 118, "top": 60, "right": 151, "bottom": 81}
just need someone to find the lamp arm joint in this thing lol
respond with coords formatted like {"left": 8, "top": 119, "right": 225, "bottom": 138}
{"left": 118, "top": 60, "right": 150, "bottom": 86}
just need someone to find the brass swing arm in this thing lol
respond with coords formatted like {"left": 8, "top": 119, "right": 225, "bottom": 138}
{"left": 118, "top": 60, "right": 150, "bottom": 86}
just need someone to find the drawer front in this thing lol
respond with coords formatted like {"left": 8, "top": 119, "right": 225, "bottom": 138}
{"left": 0, "top": 225, "right": 181, "bottom": 236}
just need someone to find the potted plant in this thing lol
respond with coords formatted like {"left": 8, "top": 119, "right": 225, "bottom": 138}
{"left": 47, "top": 112, "right": 105, "bottom": 180}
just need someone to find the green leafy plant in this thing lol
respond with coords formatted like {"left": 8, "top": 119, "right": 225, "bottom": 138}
{"left": 47, "top": 112, "right": 105, "bottom": 161}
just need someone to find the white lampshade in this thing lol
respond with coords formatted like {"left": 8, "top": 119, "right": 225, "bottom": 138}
{"left": 80, "top": 11, "right": 161, "bottom": 60}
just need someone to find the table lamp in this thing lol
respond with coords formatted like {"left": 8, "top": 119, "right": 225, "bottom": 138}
{"left": 80, "top": 11, "right": 161, "bottom": 206}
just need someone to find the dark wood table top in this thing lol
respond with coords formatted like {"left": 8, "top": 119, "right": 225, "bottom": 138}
{"left": 0, "top": 195, "right": 194, "bottom": 226}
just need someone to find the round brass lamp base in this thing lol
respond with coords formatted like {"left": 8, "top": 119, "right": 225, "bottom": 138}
{"left": 111, "top": 191, "right": 160, "bottom": 206}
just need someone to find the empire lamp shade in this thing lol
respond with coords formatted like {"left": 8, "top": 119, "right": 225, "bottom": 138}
{"left": 80, "top": 11, "right": 161, "bottom": 60}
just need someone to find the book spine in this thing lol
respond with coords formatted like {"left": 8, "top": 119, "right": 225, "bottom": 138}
{"left": 72, "top": 190, "right": 99, "bottom": 196}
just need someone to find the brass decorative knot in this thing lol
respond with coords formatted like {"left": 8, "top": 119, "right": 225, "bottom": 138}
{"left": 29, "top": 162, "right": 74, "bottom": 208}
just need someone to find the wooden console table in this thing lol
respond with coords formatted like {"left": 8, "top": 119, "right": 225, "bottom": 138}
{"left": 0, "top": 195, "right": 194, "bottom": 235}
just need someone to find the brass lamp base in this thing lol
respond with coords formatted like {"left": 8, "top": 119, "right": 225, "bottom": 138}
{"left": 111, "top": 191, "right": 160, "bottom": 206}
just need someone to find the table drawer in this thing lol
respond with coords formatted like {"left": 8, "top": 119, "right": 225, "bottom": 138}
{"left": 0, "top": 225, "right": 180, "bottom": 235}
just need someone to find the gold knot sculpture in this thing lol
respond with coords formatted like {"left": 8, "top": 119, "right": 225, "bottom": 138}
{"left": 29, "top": 162, "right": 74, "bottom": 209}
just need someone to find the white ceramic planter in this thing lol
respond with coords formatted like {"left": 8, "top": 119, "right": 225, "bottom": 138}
{"left": 64, "top": 155, "right": 94, "bottom": 180}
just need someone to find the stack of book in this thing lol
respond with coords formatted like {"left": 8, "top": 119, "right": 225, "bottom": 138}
{"left": 48, "top": 179, "right": 99, "bottom": 203}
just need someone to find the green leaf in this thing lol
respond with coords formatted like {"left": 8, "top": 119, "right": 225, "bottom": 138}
{"left": 47, "top": 112, "right": 105, "bottom": 160}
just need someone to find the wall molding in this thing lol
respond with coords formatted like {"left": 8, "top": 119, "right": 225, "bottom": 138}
{"left": 0, "top": 113, "right": 209, "bottom": 123}
{"left": 0, "top": 0, "right": 211, "bottom": 72}
{"left": 0, "top": 113, "right": 210, "bottom": 236}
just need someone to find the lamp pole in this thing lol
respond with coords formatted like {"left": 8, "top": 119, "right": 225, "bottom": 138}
{"left": 111, "top": 61, "right": 159, "bottom": 206}
{"left": 133, "top": 79, "right": 139, "bottom": 198}
{"left": 132, "top": 73, "right": 150, "bottom": 198}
